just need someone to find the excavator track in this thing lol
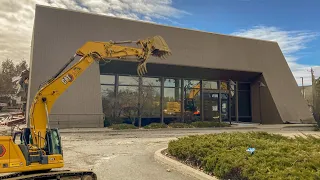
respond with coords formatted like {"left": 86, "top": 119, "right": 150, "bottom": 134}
{"left": 0, "top": 170, "right": 97, "bottom": 180}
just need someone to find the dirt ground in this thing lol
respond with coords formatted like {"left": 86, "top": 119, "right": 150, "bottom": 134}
{"left": 1, "top": 127, "right": 320, "bottom": 180}
{"left": 57, "top": 128, "right": 320, "bottom": 180}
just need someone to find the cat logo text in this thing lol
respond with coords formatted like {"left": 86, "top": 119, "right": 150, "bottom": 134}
{"left": 61, "top": 74, "right": 74, "bottom": 85}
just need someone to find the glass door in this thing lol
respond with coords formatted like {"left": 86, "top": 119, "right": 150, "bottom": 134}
{"left": 220, "top": 93, "right": 229, "bottom": 121}
{"left": 203, "top": 92, "right": 220, "bottom": 120}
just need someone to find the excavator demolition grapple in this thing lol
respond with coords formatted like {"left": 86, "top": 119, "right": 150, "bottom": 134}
{"left": 0, "top": 35, "right": 171, "bottom": 180}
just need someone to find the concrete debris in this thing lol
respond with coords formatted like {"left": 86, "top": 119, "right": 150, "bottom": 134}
{"left": 0, "top": 112, "right": 25, "bottom": 127}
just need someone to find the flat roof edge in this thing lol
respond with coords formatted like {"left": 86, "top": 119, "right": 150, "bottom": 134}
{"left": 35, "top": 4, "right": 277, "bottom": 44}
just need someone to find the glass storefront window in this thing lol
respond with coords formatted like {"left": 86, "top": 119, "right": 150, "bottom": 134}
{"left": 220, "top": 81, "right": 228, "bottom": 90}
{"left": 164, "top": 88, "right": 181, "bottom": 116}
{"left": 184, "top": 80, "right": 200, "bottom": 89}
{"left": 202, "top": 81, "right": 218, "bottom": 89}
{"left": 183, "top": 79, "right": 201, "bottom": 121}
{"left": 221, "top": 93, "right": 228, "bottom": 100}
{"left": 100, "top": 75, "right": 115, "bottom": 85}
{"left": 119, "top": 76, "right": 139, "bottom": 85}
{"left": 117, "top": 86, "right": 139, "bottom": 118}
{"left": 184, "top": 91, "right": 200, "bottom": 121}
{"left": 101, "top": 73, "right": 253, "bottom": 125}
{"left": 101, "top": 85, "right": 115, "bottom": 117}
{"left": 141, "top": 86, "right": 161, "bottom": 117}
{"left": 142, "top": 77, "right": 161, "bottom": 86}
{"left": 203, "top": 92, "right": 219, "bottom": 121}
{"left": 164, "top": 78, "right": 181, "bottom": 88}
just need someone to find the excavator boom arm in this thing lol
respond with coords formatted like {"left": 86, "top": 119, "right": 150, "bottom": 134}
{"left": 29, "top": 36, "right": 171, "bottom": 148}
{"left": 188, "top": 83, "right": 201, "bottom": 99}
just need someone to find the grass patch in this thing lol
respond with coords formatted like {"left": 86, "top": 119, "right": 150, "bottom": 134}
{"left": 168, "top": 123, "right": 194, "bottom": 128}
{"left": 191, "top": 121, "right": 230, "bottom": 128}
{"left": 144, "top": 123, "right": 168, "bottom": 129}
{"left": 168, "top": 132, "right": 320, "bottom": 180}
{"left": 110, "top": 123, "right": 138, "bottom": 130}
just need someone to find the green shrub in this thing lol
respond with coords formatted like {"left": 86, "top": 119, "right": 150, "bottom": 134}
{"left": 168, "top": 132, "right": 320, "bottom": 180}
{"left": 144, "top": 123, "right": 168, "bottom": 129}
{"left": 191, "top": 121, "right": 230, "bottom": 128}
{"left": 110, "top": 123, "right": 137, "bottom": 130}
{"left": 168, "top": 123, "right": 194, "bottom": 128}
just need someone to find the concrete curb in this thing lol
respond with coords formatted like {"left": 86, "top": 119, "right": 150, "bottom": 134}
{"left": 154, "top": 148, "right": 218, "bottom": 180}
{"left": 59, "top": 125, "right": 316, "bottom": 134}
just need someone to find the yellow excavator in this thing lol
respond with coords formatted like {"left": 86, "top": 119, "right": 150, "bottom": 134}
{"left": 0, "top": 35, "right": 171, "bottom": 179}
{"left": 184, "top": 83, "right": 201, "bottom": 115}
{"left": 165, "top": 82, "right": 200, "bottom": 116}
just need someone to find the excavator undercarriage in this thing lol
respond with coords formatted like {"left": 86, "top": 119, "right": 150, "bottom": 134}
{"left": 0, "top": 170, "right": 97, "bottom": 180}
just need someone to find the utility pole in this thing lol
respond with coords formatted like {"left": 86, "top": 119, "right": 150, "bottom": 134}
{"left": 300, "top": 77, "right": 305, "bottom": 99}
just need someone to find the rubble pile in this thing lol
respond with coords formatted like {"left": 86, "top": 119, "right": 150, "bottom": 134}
{"left": 0, "top": 112, "right": 26, "bottom": 126}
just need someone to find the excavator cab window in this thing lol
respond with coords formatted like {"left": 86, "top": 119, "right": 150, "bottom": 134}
{"left": 13, "top": 132, "right": 23, "bottom": 145}
{"left": 45, "top": 129, "right": 62, "bottom": 155}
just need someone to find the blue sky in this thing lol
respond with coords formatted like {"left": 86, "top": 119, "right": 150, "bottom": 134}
{"left": 1, "top": 0, "right": 319, "bottom": 85}
{"left": 172, "top": 0, "right": 320, "bottom": 64}
{"left": 159, "top": 0, "right": 320, "bottom": 85}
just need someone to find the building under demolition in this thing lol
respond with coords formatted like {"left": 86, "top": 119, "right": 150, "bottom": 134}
{"left": 27, "top": 5, "right": 315, "bottom": 128}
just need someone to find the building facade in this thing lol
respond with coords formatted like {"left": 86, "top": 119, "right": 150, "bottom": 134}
{"left": 27, "top": 5, "right": 315, "bottom": 128}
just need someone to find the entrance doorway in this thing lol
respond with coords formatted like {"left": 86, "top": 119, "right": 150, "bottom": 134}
{"left": 203, "top": 91, "right": 229, "bottom": 121}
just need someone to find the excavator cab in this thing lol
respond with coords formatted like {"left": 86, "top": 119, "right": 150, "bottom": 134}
{"left": 184, "top": 98, "right": 200, "bottom": 115}
{"left": 0, "top": 128, "right": 64, "bottom": 174}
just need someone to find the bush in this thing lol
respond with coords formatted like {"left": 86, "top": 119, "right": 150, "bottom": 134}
{"left": 168, "top": 123, "right": 194, "bottom": 128}
{"left": 110, "top": 123, "right": 138, "bottom": 130}
{"left": 191, "top": 121, "right": 230, "bottom": 128}
{"left": 144, "top": 123, "right": 168, "bottom": 129}
{"left": 168, "top": 132, "right": 320, "bottom": 180}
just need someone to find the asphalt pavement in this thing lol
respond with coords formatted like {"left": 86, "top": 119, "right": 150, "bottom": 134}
{"left": 59, "top": 127, "right": 320, "bottom": 180}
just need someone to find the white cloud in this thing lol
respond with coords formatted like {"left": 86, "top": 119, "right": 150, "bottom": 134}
{"left": 0, "top": 0, "right": 188, "bottom": 65}
{"left": 231, "top": 26, "right": 319, "bottom": 86}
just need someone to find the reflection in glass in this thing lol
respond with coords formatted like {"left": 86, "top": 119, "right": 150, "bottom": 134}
{"left": 143, "top": 77, "right": 161, "bottom": 86}
{"left": 184, "top": 80, "right": 200, "bottom": 89}
{"left": 117, "top": 86, "right": 139, "bottom": 119}
{"left": 141, "top": 86, "right": 161, "bottom": 117}
{"left": 184, "top": 88, "right": 201, "bottom": 100}
{"left": 119, "top": 76, "right": 139, "bottom": 85}
{"left": 203, "top": 92, "right": 219, "bottom": 121}
{"left": 183, "top": 80, "right": 201, "bottom": 121}
{"left": 101, "top": 85, "right": 115, "bottom": 117}
{"left": 164, "top": 78, "right": 181, "bottom": 88}
{"left": 184, "top": 91, "right": 201, "bottom": 122}
{"left": 221, "top": 94, "right": 228, "bottom": 100}
{"left": 100, "top": 75, "right": 115, "bottom": 84}
{"left": 220, "top": 81, "right": 228, "bottom": 90}
{"left": 202, "top": 81, "right": 218, "bottom": 89}
{"left": 164, "top": 88, "right": 181, "bottom": 116}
